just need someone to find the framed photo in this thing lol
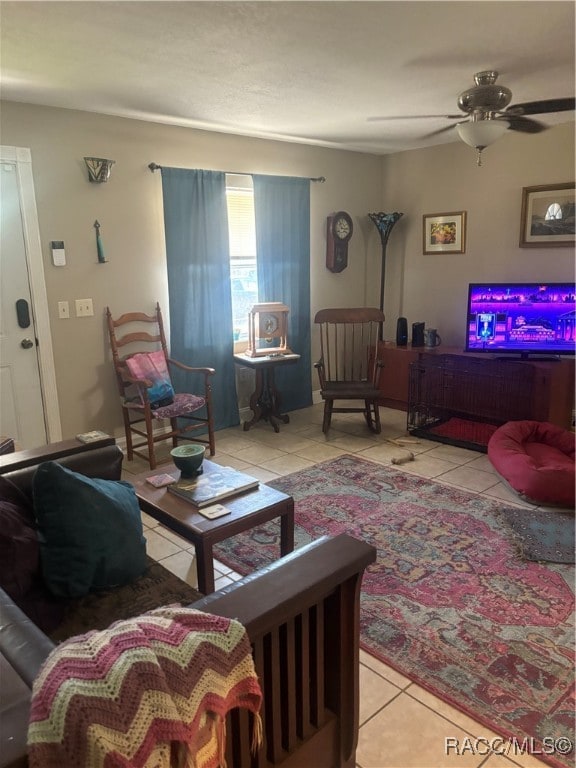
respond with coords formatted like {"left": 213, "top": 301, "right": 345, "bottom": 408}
{"left": 519, "top": 183, "right": 575, "bottom": 247}
{"left": 423, "top": 212, "right": 466, "bottom": 254}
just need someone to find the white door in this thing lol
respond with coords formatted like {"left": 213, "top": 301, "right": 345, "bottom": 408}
{"left": 0, "top": 147, "right": 61, "bottom": 448}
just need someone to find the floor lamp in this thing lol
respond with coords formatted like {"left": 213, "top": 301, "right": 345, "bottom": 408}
{"left": 368, "top": 212, "right": 404, "bottom": 341}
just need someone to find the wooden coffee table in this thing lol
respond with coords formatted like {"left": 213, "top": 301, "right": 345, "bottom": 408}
{"left": 131, "top": 460, "right": 294, "bottom": 594}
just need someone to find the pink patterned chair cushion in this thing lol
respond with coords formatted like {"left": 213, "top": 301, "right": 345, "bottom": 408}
{"left": 152, "top": 393, "right": 206, "bottom": 418}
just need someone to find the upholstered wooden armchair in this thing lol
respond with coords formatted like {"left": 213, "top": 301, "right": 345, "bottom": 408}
{"left": 314, "top": 307, "right": 385, "bottom": 435}
{"left": 106, "top": 303, "right": 215, "bottom": 469}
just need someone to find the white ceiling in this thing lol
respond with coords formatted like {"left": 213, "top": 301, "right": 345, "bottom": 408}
{"left": 1, "top": 1, "right": 574, "bottom": 154}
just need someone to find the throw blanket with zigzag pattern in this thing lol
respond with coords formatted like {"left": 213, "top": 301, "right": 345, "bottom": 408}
{"left": 28, "top": 607, "right": 262, "bottom": 768}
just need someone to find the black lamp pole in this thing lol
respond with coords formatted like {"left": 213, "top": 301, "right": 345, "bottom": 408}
{"left": 368, "top": 212, "right": 403, "bottom": 340}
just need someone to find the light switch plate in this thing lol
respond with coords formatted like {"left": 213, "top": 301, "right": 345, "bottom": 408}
{"left": 75, "top": 298, "right": 94, "bottom": 317}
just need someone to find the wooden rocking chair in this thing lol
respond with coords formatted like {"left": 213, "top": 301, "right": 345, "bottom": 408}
{"left": 106, "top": 303, "right": 216, "bottom": 469}
{"left": 314, "top": 307, "right": 385, "bottom": 434}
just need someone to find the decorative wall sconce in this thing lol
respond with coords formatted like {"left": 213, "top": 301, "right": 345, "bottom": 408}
{"left": 84, "top": 157, "right": 115, "bottom": 183}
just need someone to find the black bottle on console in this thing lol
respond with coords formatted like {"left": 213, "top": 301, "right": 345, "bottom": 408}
{"left": 396, "top": 317, "right": 408, "bottom": 346}
{"left": 412, "top": 322, "right": 425, "bottom": 347}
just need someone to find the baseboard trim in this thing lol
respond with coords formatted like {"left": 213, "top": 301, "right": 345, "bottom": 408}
{"left": 115, "top": 398, "right": 323, "bottom": 449}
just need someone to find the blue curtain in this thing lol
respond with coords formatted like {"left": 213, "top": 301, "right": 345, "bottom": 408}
{"left": 253, "top": 175, "right": 312, "bottom": 412}
{"left": 160, "top": 168, "right": 239, "bottom": 430}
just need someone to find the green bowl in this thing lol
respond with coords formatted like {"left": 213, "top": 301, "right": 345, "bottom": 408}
{"left": 170, "top": 444, "right": 206, "bottom": 477}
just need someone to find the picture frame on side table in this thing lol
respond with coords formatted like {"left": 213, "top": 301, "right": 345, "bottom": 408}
{"left": 423, "top": 211, "right": 466, "bottom": 254}
{"left": 519, "top": 182, "right": 575, "bottom": 248}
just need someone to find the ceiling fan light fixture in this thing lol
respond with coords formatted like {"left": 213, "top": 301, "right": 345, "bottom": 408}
{"left": 455, "top": 119, "right": 509, "bottom": 166}
{"left": 455, "top": 120, "right": 508, "bottom": 149}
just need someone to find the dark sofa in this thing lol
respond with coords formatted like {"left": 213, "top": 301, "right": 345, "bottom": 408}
{"left": 0, "top": 438, "right": 375, "bottom": 768}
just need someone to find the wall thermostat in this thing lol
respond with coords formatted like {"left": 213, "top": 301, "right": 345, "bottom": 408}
{"left": 50, "top": 240, "right": 66, "bottom": 267}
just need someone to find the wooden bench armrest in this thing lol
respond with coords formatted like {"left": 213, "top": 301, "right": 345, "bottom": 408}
{"left": 0, "top": 438, "right": 117, "bottom": 473}
{"left": 194, "top": 534, "right": 375, "bottom": 636}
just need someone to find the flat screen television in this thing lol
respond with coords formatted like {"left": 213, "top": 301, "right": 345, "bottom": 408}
{"left": 465, "top": 282, "right": 576, "bottom": 357}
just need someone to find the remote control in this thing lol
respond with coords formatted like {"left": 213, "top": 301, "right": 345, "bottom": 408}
{"left": 199, "top": 504, "right": 231, "bottom": 520}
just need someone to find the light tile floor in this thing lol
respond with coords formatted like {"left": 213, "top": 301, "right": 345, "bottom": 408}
{"left": 123, "top": 404, "right": 558, "bottom": 768}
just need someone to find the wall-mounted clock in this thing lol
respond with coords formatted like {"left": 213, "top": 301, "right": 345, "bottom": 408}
{"left": 246, "top": 302, "right": 292, "bottom": 357}
{"left": 326, "top": 211, "right": 353, "bottom": 273}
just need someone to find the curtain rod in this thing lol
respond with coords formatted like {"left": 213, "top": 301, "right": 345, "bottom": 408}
{"left": 148, "top": 162, "right": 325, "bottom": 182}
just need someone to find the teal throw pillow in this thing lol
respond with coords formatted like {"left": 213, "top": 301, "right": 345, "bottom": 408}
{"left": 33, "top": 462, "right": 147, "bottom": 598}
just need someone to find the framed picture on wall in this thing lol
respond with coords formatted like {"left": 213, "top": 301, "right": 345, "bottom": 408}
{"left": 423, "top": 211, "right": 466, "bottom": 254}
{"left": 519, "top": 182, "right": 575, "bottom": 247}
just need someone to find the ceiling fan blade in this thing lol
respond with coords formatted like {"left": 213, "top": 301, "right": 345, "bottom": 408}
{"left": 420, "top": 123, "right": 459, "bottom": 139}
{"left": 367, "top": 114, "right": 462, "bottom": 122}
{"left": 506, "top": 97, "right": 575, "bottom": 116}
{"left": 502, "top": 114, "right": 547, "bottom": 134}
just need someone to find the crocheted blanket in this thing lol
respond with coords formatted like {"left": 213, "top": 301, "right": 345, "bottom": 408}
{"left": 28, "top": 607, "right": 262, "bottom": 768}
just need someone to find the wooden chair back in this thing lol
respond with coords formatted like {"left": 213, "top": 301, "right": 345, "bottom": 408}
{"left": 314, "top": 307, "right": 384, "bottom": 385}
{"left": 106, "top": 304, "right": 167, "bottom": 399}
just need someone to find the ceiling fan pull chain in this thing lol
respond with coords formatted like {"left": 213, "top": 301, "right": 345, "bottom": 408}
{"left": 476, "top": 147, "right": 484, "bottom": 167}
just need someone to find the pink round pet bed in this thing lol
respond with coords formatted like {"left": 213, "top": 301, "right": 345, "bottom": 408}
{"left": 488, "top": 421, "right": 575, "bottom": 508}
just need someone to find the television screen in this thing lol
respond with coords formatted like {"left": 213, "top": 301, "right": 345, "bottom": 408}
{"left": 465, "top": 282, "right": 576, "bottom": 356}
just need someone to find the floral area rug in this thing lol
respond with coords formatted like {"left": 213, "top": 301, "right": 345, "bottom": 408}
{"left": 214, "top": 455, "right": 575, "bottom": 768}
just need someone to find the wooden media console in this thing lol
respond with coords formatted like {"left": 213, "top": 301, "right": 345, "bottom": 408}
{"left": 375, "top": 342, "right": 574, "bottom": 450}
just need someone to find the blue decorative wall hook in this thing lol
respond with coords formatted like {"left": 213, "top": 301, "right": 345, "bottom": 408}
{"left": 94, "top": 220, "right": 106, "bottom": 263}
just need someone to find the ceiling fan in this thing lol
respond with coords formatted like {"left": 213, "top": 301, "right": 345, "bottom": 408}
{"left": 369, "top": 71, "right": 575, "bottom": 165}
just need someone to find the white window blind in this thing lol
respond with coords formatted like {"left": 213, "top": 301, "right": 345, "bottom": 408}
{"left": 226, "top": 182, "right": 256, "bottom": 260}
{"left": 226, "top": 176, "right": 258, "bottom": 340}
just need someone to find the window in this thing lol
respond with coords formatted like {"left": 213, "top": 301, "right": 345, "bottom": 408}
{"left": 226, "top": 175, "right": 258, "bottom": 341}
{"left": 545, "top": 202, "right": 563, "bottom": 220}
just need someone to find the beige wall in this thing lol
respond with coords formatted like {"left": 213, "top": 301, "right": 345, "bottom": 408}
{"left": 1, "top": 102, "right": 574, "bottom": 441}
{"left": 0, "top": 101, "right": 384, "bottom": 439}
{"left": 380, "top": 121, "right": 575, "bottom": 345}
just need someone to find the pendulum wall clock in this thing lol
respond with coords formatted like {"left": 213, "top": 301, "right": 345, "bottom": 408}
{"left": 326, "top": 211, "right": 353, "bottom": 273}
